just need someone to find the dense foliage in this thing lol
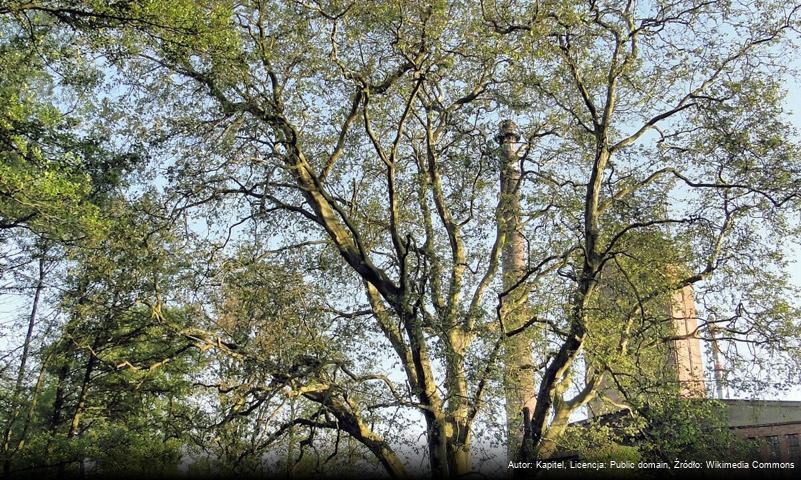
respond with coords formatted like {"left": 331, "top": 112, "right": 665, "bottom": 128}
{"left": 1, "top": 1, "right": 800, "bottom": 478}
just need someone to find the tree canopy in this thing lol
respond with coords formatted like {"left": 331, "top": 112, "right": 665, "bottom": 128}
{"left": 1, "top": 1, "right": 800, "bottom": 478}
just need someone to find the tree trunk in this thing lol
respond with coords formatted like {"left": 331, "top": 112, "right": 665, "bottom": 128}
{"left": 68, "top": 347, "right": 98, "bottom": 439}
{"left": 2, "top": 253, "right": 46, "bottom": 474}
{"left": 444, "top": 333, "right": 473, "bottom": 477}
{"left": 286, "top": 397, "right": 297, "bottom": 478}
{"left": 56, "top": 338, "right": 98, "bottom": 480}
{"left": 14, "top": 356, "right": 49, "bottom": 454}
{"left": 50, "top": 363, "right": 68, "bottom": 479}
{"left": 424, "top": 413, "right": 450, "bottom": 478}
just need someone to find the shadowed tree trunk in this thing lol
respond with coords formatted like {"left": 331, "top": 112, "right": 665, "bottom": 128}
{"left": 2, "top": 252, "right": 46, "bottom": 475}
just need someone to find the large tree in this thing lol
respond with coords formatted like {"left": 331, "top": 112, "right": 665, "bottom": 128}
{"left": 1, "top": 0, "right": 800, "bottom": 478}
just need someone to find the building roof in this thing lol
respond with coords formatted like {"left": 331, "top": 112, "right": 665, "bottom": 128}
{"left": 721, "top": 399, "right": 801, "bottom": 428}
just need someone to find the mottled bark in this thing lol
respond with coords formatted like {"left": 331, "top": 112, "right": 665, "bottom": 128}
{"left": 302, "top": 388, "right": 409, "bottom": 480}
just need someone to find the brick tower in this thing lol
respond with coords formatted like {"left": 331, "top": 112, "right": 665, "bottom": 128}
{"left": 668, "top": 284, "right": 706, "bottom": 397}
{"left": 589, "top": 282, "right": 706, "bottom": 416}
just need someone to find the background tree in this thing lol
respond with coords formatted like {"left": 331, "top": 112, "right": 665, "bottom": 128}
{"left": 0, "top": 6, "right": 148, "bottom": 476}
{"left": 1, "top": 201, "right": 200, "bottom": 477}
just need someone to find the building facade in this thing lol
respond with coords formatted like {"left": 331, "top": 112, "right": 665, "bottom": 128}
{"left": 724, "top": 399, "right": 801, "bottom": 463}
